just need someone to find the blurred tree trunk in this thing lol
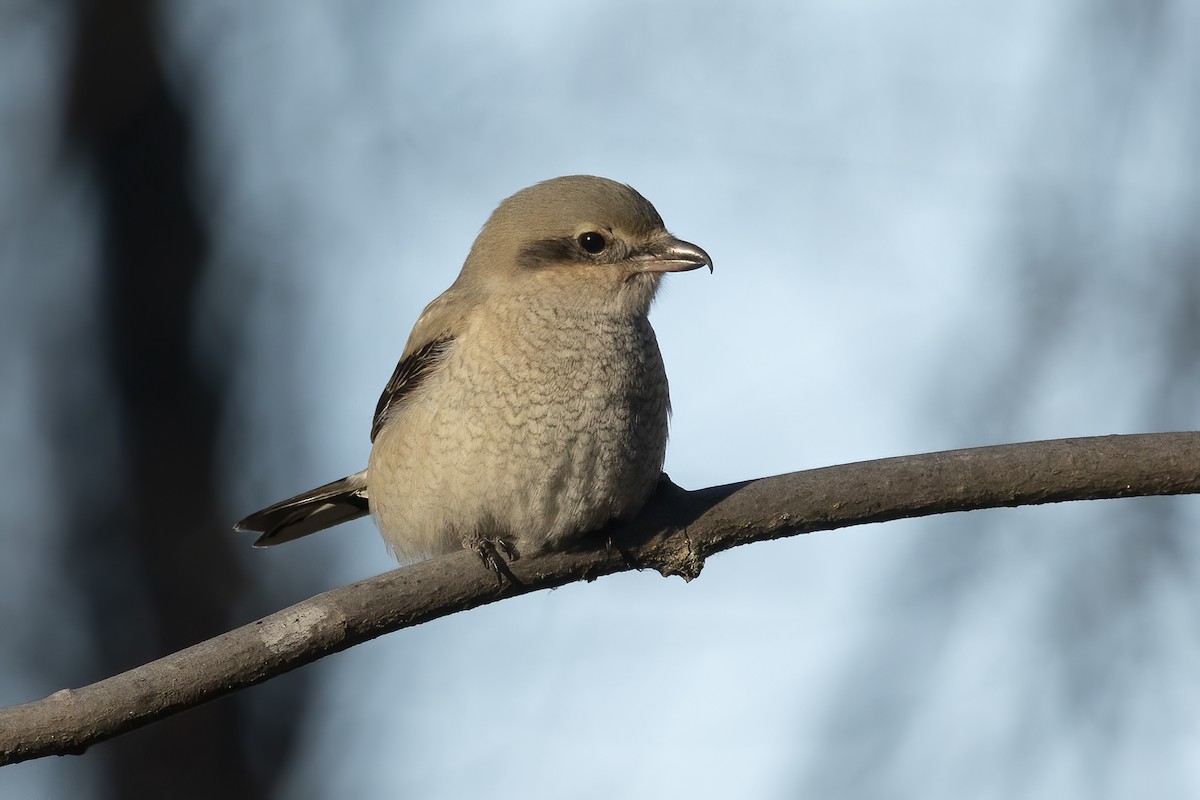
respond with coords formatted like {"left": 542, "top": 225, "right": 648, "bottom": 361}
{"left": 58, "top": 1, "right": 304, "bottom": 796}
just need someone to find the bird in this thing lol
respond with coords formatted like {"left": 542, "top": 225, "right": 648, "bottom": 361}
{"left": 235, "top": 175, "right": 712, "bottom": 562}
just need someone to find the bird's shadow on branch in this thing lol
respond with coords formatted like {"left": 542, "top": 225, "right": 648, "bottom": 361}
{"left": 559, "top": 473, "right": 752, "bottom": 584}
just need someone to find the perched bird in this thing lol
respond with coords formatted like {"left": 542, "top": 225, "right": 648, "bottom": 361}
{"left": 235, "top": 175, "right": 711, "bottom": 561}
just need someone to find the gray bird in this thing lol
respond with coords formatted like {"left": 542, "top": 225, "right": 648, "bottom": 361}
{"left": 235, "top": 175, "right": 711, "bottom": 561}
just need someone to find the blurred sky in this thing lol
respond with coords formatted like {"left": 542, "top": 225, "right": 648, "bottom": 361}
{"left": 2, "top": 0, "right": 1199, "bottom": 798}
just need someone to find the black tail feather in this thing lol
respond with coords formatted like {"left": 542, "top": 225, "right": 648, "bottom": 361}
{"left": 235, "top": 472, "right": 369, "bottom": 547}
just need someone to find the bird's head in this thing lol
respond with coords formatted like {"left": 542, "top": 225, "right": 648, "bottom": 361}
{"left": 458, "top": 175, "right": 712, "bottom": 317}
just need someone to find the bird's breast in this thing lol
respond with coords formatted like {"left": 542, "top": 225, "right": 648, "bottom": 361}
{"left": 367, "top": 305, "right": 670, "bottom": 559}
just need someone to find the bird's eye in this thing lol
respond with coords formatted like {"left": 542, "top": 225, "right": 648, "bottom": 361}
{"left": 577, "top": 231, "right": 607, "bottom": 254}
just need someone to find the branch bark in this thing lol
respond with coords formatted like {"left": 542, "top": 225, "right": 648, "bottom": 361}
{"left": 3, "top": 432, "right": 1198, "bottom": 766}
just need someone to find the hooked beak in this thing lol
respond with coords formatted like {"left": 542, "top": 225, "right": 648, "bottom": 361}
{"left": 631, "top": 235, "right": 714, "bottom": 274}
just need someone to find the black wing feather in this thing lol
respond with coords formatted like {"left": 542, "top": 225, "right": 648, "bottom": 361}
{"left": 371, "top": 337, "right": 454, "bottom": 442}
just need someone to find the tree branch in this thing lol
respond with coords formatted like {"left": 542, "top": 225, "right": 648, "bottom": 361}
{"left": 3, "top": 432, "right": 1198, "bottom": 765}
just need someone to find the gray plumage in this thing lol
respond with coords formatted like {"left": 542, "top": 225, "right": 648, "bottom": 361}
{"left": 235, "top": 175, "right": 711, "bottom": 561}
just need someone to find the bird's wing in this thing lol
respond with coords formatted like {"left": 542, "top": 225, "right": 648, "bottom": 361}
{"left": 370, "top": 335, "right": 454, "bottom": 442}
{"left": 370, "top": 287, "right": 473, "bottom": 442}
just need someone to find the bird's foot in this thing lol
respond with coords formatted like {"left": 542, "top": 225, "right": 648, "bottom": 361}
{"left": 468, "top": 536, "right": 522, "bottom": 587}
{"left": 600, "top": 520, "right": 639, "bottom": 570}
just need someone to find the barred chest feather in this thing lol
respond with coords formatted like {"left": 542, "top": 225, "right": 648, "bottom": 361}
{"left": 366, "top": 304, "right": 670, "bottom": 561}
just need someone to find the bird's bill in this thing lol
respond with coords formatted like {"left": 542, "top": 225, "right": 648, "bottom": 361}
{"left": 631, "top": 236, "right": 714, "bottom": 274}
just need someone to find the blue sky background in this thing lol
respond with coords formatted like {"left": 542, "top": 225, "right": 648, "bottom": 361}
{"left": 2, "top": 1, "right": 1198, "bottom": 797}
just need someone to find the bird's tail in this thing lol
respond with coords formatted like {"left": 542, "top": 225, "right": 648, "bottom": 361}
{"left": 235, "top": 471, "right": 369, "bottom": 547}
